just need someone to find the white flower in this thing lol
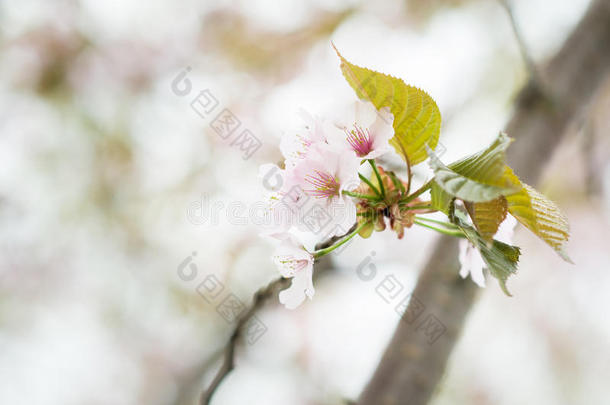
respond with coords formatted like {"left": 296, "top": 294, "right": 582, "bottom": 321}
{"left": 271, "top": 233, "right": 315, "bottom": 309}
{"left": 331, "top": 101, "right": 394, "bottom": 159}
{"left": 458, "top": 215, "right": 518, "bottom": 287}
{"left": 458, "top": 239, "right": 487, "bottom": 287}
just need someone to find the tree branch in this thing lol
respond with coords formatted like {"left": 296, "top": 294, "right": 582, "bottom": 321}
{"left": 357, "top": 1, "right": 610, "bottom": 404}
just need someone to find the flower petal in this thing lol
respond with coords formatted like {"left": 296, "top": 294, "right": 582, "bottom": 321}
{"left": 458, "top": 239, "right": 486, "bottom": 287}
{"left": 279, "top": 263, "right": 314, "bottom": 309}
{"left": 354, "top": 100, "right": 378, "bottom": 127}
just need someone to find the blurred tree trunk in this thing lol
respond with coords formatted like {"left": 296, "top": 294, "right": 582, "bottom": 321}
{"left": 357, "top": 0, "right": 610, "bottom": 404}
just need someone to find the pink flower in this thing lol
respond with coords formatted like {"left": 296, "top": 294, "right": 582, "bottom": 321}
{"left": 280, "top": 110, "right": 329, "bottom": 167}
{"left": 258, "top": 163, "right": 297, "bottom": 234}
{"left": 290, "top": 143, "right": 360, "bottom": 232}
{"left": 271, "top": 233, "right": 315, "bottom": 309}
{"left": 293, "top": 143, "right": 359, "bottom": 198}
{"left": 332, "top": 101, "right": 394, "bottom": 159}
{"left": 259, "top": 145, "right": 359, "bottom": 237}
{"left": 263, "top": 110, "right": 363, "bottom": 237}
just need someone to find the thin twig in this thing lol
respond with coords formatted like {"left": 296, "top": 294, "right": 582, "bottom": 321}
{"left": 199, "top": 276, "right": 290, "bottom": 405}
{"left": 200, "top": 223, "right": 357, "bottom": 405}
{"left": 498, "top": 0, "right": 547, "bottom": 96}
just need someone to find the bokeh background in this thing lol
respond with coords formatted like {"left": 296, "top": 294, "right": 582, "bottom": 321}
{"left": 1, "top": 0, "right": 610, "bottom": 404}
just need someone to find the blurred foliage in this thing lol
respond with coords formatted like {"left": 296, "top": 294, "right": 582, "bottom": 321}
{"left": 199, "top": 7, "right": 354, "bottom": 82}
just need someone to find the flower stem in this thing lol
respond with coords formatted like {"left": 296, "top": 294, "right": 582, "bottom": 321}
{"left": 400, "top": 204, "right": 433, "bottom": 211}
{"left": 368, "top": 159, "right": 385, "bottom": 199}
{"left": 414, "top": 216, "right": 460, "bottom": 230}
{"left": 401, "top": 179, "right": 433, "bottom": 204}
{"left": 387, "top": 171, "right": 406, "bottom": 196}
{"left": 359, "top": 173, "right": 382, "bottom": 198}
{"left": 342, "top": 190, "right": 381, "bottom": 201}
{"left": 413, "top": 219, "right": 465, "bottom": 238}
{"left": 314, "top": 222, "right": 367, "bottom": 258}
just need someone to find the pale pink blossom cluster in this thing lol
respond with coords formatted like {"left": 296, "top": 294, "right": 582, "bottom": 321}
{"left": 260, "top": 101, "right": 394, "bottom": 309}
{"left": 260, "top": 101, "right": 516, "bottom": 309}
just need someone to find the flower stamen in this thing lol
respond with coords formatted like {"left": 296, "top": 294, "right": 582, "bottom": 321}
{"left": 304, "top": 170, "right": 340, "bottom": 198}
{"left": 345, "top": 124, "right": 374, "bottom": 157}
{"left": 275, "top": 255, "right": 309, "bottom": 274}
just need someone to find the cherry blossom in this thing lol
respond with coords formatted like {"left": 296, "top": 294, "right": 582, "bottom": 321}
{"left": 291, "top": 142, "right": 361, "bottom": 231}
{"left": 271, "top": 233, "right": 315, "bottom": 309}
{"left": 280, "top": 110, "right": 329, "bottom": 166}
{"left": 332, "top": 101, "right": 394, "bottom": 159}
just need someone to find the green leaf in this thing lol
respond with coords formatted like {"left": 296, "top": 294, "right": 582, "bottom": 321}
{"left": 466, "top": 197, "right": 508, "bottom": 243}
{"left": 446, "top": 132, "right": 570, "bottom": 261}
{"left": 479, "top": 239, "right": 521, "bottom": 296}
{"left": 428, "top": 133, "right": 521, "bottom": 204}
{"left": 448, "top": 132, "right": 516, "bottom": 189}
{"left": 429, "top": 148, "right": 517, "bottom": 203}
{"left": 334, "top": 45, "right": 441, "bottom": 165}
{"left": 450, "top": 207, "right": 520, "bottom": 295}
{"left": 504, "top": 168, "right": 572, "bottom": 262}
{"left": 430, "top": 182, "right": 453, "bottom": 214}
